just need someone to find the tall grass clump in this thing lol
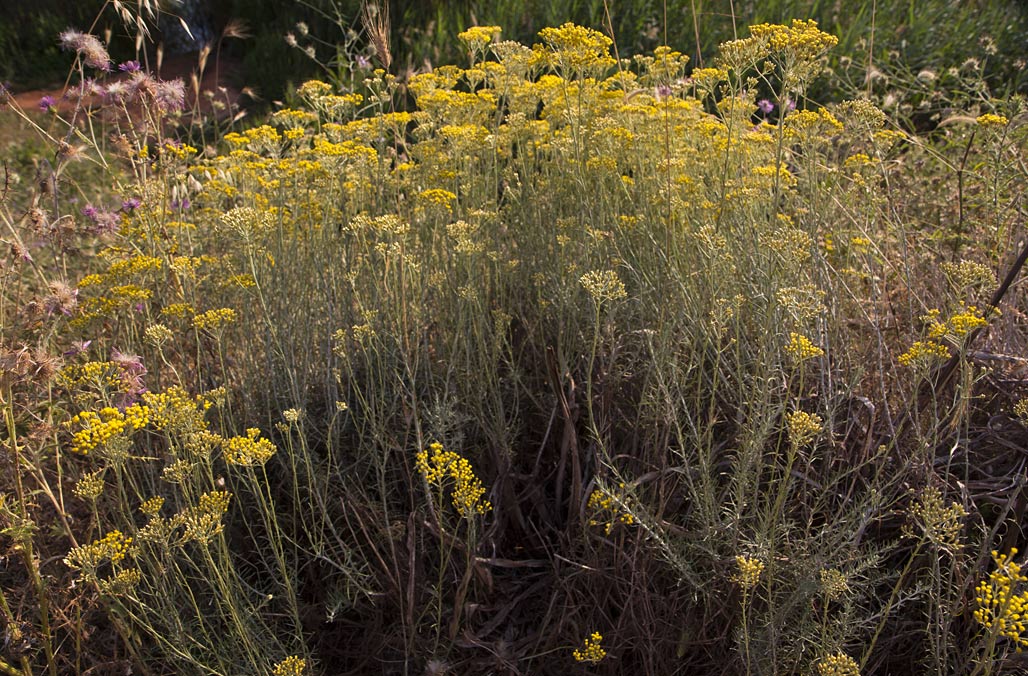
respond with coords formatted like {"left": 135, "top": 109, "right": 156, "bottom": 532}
{"left": 1, "top": 9, "right": 1028, "bottom": 675}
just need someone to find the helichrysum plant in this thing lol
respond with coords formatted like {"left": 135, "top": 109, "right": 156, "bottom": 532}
{"left": 3, "top": 8, "right": 1027, "bottom": 675}
{"left": 974, "top": 549, "right": 1028, "bottom": 673}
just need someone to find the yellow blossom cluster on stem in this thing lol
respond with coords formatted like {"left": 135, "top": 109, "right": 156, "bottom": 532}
{"left": 458, "top": 25, "right": 502, "bottom": 51}
{"left": 819, "top": 568, "right": 850, "bottom": 601}
{"left": 142, "top": 386, "right": 212, "bottom": 435}
{"left": 924, "top": 305, "right": 988, "bottom": 340}
{"left": 415, "top": 442, "right": 491, "bottom": 517}
{"left": 587, "top": 487, "right": 635, "bottom": 535}
{"left": 64, "top": 530, "right": 134, "bottom": 580}
{"left": 910, "top": 486, "right": 967, "bottom": 551}
{"left": 785, "top": 332, "right": 824, "bottom": 362}
{"left": 749, "top": 19, "right": 839, "bottom": 60}
{"left": 816, "top": 652, "right": 861, "bottom": 676}
{"left": 68, "top": 404, "right": 150, "bottom": 455}
{"left": 223, "top": 427, "right": 277, "bottom": 466}
{"left": 786, "top": 410, "right": 823, "bottom": 448}
{"left": 897, "top": 340, "right": 950, "bottom": 369}
{"left": 572, "top": 632, "right": 606, "bottom": 663}
{"left": 272, "top": 655, "right": 307, "bottom": 676}
{"left": 192, "top": 307, "right": 238, "bottom": 332}
{"left": 976, "top": 113, "right": 1009, "bottom": 127}
{"left": 733, "top": 555, "right": 765, "bottom": 590}
{"left": 974, "top": 549, "right": 1028, "bottom": 651}
{"left": 172, "top": 490, "right": 233, "bottom": 545}
{"left": 538, "top": 23, "right": 615, "bottom": 75}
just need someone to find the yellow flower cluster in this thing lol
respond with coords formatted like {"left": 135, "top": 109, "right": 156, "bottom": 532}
{"left": 223, "top": 428, "right": 277, "bottom": 466}
{"left": 910, "top": 486, "right": 967, "bottom": 550}
{"left": 749, "top": 19, "right": 839, "bottom": 60}
{"left": 897, "top": 340, "right": 950, "bottom": 369}
{"left": 69, "top": 404, "right": 150, "bottom": 455}
{"left": 192, "top": 307, "right": 238, "bottom": 332}
{"left": 98, "top": 567, "right": 142, "bottom": 596}
{"left": 58, "top": 361, "right": 124, "bottom": 392}
{"left": 816, "top": 652, "right": 861, "bottom": 676}
{"left": 1014, "top": 398, "right": 1028, "bottom": 425}
{"left": 143, "top": 386, "right": 212, "bottom": 435}
{"left": 691, "top": 67, "right": 729, "bottom": 91}
{"left": 538, "top": 23, "right": 615, "bottom": 75}
{"left": 976, "top": 113, "right": 1009, "bottom": 127}
{"left": 140, "top": 496, "right": 165, "bottom": 517}
{"left": 143, "top": 325, "right": 174, "bottom": 350}
{"left": 415, "top": 442, "right": 492, "bottom": 517}
{"left": 572, "top": 632, "right": 606, "bottom": 663}
{"left": 786, "top": 410, "right": 823, "bottom": 448}
{"left": 64, "top": 530, "right": 134, "bottom": 579}
{"left": 272, "top": 656, "right": 307, "bottom": 676}
{"left": 819, "top": 568, "right": 850, "bottom": 601}
{"left": 587, "top": 487, "right": 635, "bottom": 535}
{"left": 924, "top": 305, "right": 988, "bottom": 340}
{"left": 174, "top": 490, "right": 232, "bottom": 545}
{"left": 74, "top": 469, "right": 105, "bottom": 500}
{"left": 733, "top": 555, "right": 765, "bottom": 590}
{"left": 785, "top": 332, "right": 824, "bottom": 362}
{"left": 579, "top": 269, "right": 628, "bottom": 303}
{"left": 106, "top": 254, "right": 163, "bottom": 278}
{"left": 458, "top": 25, "right": 502, "bottom": 50}
{"left": 418, "top": 188, "right": 457, "bottom": 210}
{"left": 162, "top": 142, "right": 197, "bottom": 160}
{"left": 940, "top": 260, "right": 995, "bottom": 293}
{"left": 974, "top": 549, "right": 1028, "bottom": 651}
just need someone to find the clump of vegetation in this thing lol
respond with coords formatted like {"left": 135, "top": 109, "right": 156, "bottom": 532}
{"left": 1, "top": 7, "right": 1027, "bottom": 675}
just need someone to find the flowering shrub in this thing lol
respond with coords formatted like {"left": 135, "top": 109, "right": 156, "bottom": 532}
{"left": 1, "top": 12, "right": 1027, "bottom": 676}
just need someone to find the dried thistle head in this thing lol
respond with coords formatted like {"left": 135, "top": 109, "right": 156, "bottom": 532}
{"left": 44, "top": 281, "right": 78, "bottom": 317}
{"left": 59, "top": 30, "right": 111, "bottom": 71}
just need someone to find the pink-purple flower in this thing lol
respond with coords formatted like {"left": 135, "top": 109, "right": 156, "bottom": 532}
{"left": 38, "top": 95, "right": 56, "bottom": 111}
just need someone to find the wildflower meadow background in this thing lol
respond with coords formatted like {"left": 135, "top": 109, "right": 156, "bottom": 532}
{"left": 1, "top": 1, "right": 1028, "bottom": 674}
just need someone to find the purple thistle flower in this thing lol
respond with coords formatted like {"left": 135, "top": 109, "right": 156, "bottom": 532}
{"left": 655, "top": 84, "right": 673, "bottom": 99}
{"left": 121, "top": 197, "right": 141, "bottom": 211}
{"left": 756, "top": 99, "right": 774, "bottom": 114}
{"left": 785, "top": 98, "right": 797, "bottom": 112}
{"left": 112, "top": 349, "right": 148, "bottom": 404}
{"left": 153, "top": 78, "right": 186, "bottom": 112}
{"left": 118, "top": 60, "right": 141, "bottom": 72}
{"left": 356, "top": 55, "right": 371, "bottom": 69}
{"left": 82, "top": 204, "right": 120, "bottom": 234}
{"left": 170, "top": 198, "right": 191, "bottom": 212}
{"left": 92, "top": 211, "right": 120, "bottom": 235}
{"left": 103, "top": 80, "right": 131, "bottom": 103}
{"left": 39, "top": 95, "right": 56, "bottom": 111}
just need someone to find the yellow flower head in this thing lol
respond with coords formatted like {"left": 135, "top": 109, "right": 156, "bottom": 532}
{"left": 974, "top": 548, "right": 1028, "bottom": 651}
{"left": 458, "top": 26, "right": 502, "bottom": 51}
{"left": 572, "top": 631, "right": 606, "bottom": 663}
{"left": 733, "top": 555, "right": 765, "bottom": 590}
{"left": 272, "top": 655, "right": 307, "bottom": 676}
{"left": 415, "top": 442, "right": 491, "bottom": 517}
{"left": 816, "top": 652, "right": 861, "bottom": 676}
{"left": 785, "top": 332, "right": 824, "bottom": 362}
